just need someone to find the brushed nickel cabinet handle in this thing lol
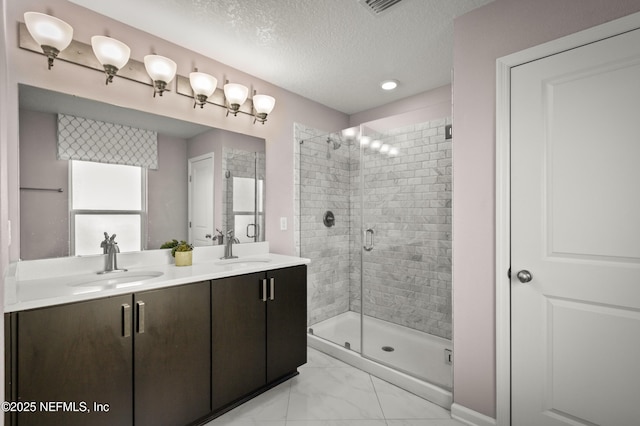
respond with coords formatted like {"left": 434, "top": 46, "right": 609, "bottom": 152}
{"left": 269, "top": 277, "right": 275, "bottom": 301}
{"left": 136, "top": 301, "right": 145, "bottom": 333}
{"left": 122, "top": 303, "right": 131, "bottom": 338}
{"left": 262, "top": 279, "right": 267, "bottom": 302}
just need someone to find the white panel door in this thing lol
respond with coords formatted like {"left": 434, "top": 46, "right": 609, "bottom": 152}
{"left": 511, "top": 28, "right": 640, "bottom": 426}
{"left": 188, "top": 154, "right": 214, "bottom": 247}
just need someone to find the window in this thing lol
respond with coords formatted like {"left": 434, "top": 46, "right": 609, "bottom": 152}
{"left": 71, "top": 160, "right": 145, "bottom": 255}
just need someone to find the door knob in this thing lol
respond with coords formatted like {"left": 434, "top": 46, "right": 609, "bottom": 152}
{"left": 516, "top": 270, "right": 533, "bottom": 283}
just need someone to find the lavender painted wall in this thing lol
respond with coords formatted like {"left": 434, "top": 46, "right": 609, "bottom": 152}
{"left": 19, "top": 109, "right": 69, "bottom": 260}
{"left": 350, "top": 85, "right": 452, "bottom": 131}
{"left": 452, "top": 0, "right": 640, "bottom": 418}
{"left": 147, "top": 134, "right": 189, "bottom": 250}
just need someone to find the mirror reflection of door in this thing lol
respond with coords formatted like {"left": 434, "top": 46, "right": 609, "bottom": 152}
{"left": 188, "top": 153, "right": 214, "bottom": 247}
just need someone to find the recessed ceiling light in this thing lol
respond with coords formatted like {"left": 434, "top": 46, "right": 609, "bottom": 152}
{"left": 381, "top": 79, "right": 398, "bottom": 91}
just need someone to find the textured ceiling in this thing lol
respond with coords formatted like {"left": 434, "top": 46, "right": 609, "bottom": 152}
{"left": 69, "top": 0, "right": 494, "bottom": 114}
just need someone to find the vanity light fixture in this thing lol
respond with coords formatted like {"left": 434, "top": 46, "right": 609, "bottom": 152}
{"left": 224, "top": 83, "right": 249, "bottom": 116}
{"left": 379, "top": 144, "right": 390, "bottom": 154}
{"left": 19, "top": 14, "right": 276, "bottom": 124}
{"left": 370, "top": 139, "right": 382, "bottom": 151}
{"left": 252, "top": 93, "right": 276, "bottom": 124}
{"left": 359, "top": 135, "right": 371, "bottom": 147}
{"left": 91, "top": 36, "right": 131, "bottom": 85}
{"left": 388, "top": 147, "right": 399, "bottom": 157}
{"left": 144, "top": 54, "right": 177, "bottom": 97}
{"left": 23, "top": 12, "right": 73, "bottom": 70}
{"left": 380, "top": 79, "right": 398, "bottom": 91}
{"left": 189, "top": 71, "right": 218, "bottom": 108}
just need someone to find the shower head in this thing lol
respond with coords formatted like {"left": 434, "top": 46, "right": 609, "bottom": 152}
{"left": 326, "top": 137, "right": 341, "bottom": 150}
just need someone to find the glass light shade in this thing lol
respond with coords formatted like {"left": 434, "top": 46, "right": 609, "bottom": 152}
{"left": 143, "top": 55, "right": 177, "bottom": 83}
{"left": 379, "top": 144, "right": 390, "bottom": 154}
{"left": 189, "top": 72, "right": 218, "bottom": 97}
{"left": 91, "top": 36, "right": 130, "bottom": 69}
{"left": 341, "top": 127, "right": 358, "bottom": 140}
{"left": 359, "top": 136, "right": 371, "bottom": 147}
{"left": 388, "top": 147, "right": 399, "bottom": 157}
{"left": 370, "top": 140, "right": 382, "bottom": 151}
{"left": 24, "top": 12, "right": 73, "bottom": 52}
{"left": 224, "top": 83, "right": 249, "bottom": 106}
{"left": 252, "top": 94, "right": 275, "bottom": 114}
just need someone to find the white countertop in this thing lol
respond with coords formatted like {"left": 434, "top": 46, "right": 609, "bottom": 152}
{"left": 5, "top": 242, "right": 309, "bottom": 312}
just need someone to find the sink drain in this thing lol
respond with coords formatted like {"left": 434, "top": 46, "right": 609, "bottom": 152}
{"left": 381, "top": 346, "right": 395, "bottom": 352}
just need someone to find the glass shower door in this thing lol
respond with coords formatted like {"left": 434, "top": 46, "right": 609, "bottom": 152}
{"left": 360, "top": 121, "right": 453, "bottom": 386}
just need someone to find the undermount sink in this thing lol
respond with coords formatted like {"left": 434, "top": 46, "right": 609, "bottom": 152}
{"left": 69, "top": 271, "right": 164, "bottom": 288}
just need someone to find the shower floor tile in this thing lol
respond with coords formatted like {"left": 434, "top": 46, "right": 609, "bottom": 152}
{"left": 204, "top": 347, "right": 465, "bottom": 426}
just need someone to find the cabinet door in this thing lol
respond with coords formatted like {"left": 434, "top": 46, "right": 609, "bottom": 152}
{"left": 266, "top": 265, "right": 307, "bottom": 383}
{"left": 15, "top": 295, "right": 133, "bottom": 426}
{"left": 134, "top": 281, "right": 211, "bottom": 426}
{"left": 212, "top": 272, "right": 266, "bottom": 411}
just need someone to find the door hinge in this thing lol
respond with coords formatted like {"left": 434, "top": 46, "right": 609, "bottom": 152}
{"left": 189, "top": 221, "right": 191, "bottom": 228}
{"left": 189, "top": 175, "right": 192, "bottom": 182}
{"left": 507, "top": 268, "right": 511, "bottom": 279}
{"left": 444, "top": 349, "right": 453, "bottom": 365}
{"left": 445, "top": 124, "right": 452, "bottom": 140}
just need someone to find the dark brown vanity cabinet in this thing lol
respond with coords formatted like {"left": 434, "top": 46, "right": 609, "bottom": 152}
{"left": 7, "top": 294, "right": 133, "bottom": 426}
{"left": 5, "top": 281, "right": 211, "bottom": 426}
{"left": 133, "top": 281, "right": 211, "bottom": 426}
{"left": 212, "top": 265, "right": 307, "bottom": 411}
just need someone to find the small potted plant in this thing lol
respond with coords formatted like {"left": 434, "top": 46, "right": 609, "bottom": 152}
{"left": 161, "top": 239, "right": 194, "bottom": 266}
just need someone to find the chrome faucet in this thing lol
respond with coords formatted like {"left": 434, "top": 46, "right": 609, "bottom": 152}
{"left": 212, "top": 228, "right": 225, "bottom": 245}
{"left": 99, "top": 232, "right": 127, "bottom": 274}
{"left": 221, "top": 230, "right": 239, "bottom": 260}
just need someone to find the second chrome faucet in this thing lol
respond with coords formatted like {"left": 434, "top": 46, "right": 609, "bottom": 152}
{"left": 221, "top": 230, "right": 240, "bottom": 260}
{"left": 99, "top": 232, "right": 127, "bottom": 274}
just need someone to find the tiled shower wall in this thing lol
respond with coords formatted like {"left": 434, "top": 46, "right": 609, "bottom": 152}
{"left": 354, "top": 119, "right": 452, "bottom": 339}
{"left": 295, "top": 119, "right": 452, "bottom": 340}
{"left": 295, "top": 124, "right": 352, "bottom": 325}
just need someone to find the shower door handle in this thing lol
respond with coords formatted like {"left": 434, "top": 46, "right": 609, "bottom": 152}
{"left": 364, "top": 228, "right": 374, "bottom": 251}
{"left": 247, "top": 223, "right": 256, "bottom": 238}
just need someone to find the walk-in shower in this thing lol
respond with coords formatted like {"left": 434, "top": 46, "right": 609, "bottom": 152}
{"left": 295, "top": 119, "right": 453, "bottom": 407}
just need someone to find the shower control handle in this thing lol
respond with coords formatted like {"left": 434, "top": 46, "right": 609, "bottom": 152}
{"left": 516, "top": 270, "right": 533, "bottom": 283}
{"left": 364, "top": 228, "right": 374, "bottom": 251}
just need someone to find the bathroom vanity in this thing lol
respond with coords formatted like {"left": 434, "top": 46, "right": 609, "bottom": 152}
{"left": 4, "top": 243, "right": 309, "bottom": 426}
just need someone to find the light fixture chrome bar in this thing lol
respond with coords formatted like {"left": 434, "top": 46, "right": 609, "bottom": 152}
{"left": 19, "top": 22, "right": 151, "bottom": 87}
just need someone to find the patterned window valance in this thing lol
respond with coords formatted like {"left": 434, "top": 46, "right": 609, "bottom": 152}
{"left": 57, "top": 114, "right": 158, "bottom": 169}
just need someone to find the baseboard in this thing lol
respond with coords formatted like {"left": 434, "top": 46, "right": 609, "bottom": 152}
{"left": 451, "top": 403, "right": 497, "bottom": 426}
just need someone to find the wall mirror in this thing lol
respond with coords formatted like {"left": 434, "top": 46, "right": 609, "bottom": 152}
{"left": 18, "top": 84, "right": 266, "bottom": 261}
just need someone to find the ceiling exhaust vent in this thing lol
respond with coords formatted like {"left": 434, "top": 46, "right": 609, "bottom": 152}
{"left": 358, "top": 0, "right": 404, "bottom": 16}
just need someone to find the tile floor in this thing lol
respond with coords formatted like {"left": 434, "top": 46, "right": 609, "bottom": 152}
{"left": 205, "top": 346, "right": 465, "bottom": 426}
